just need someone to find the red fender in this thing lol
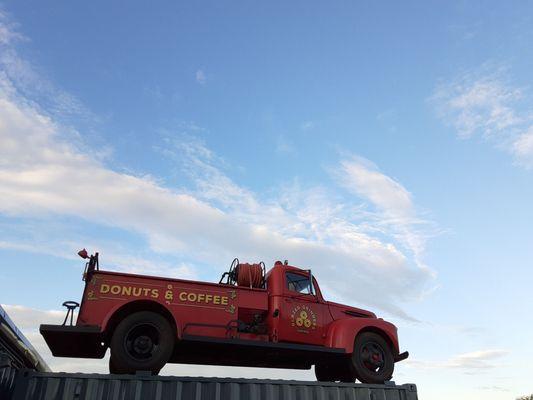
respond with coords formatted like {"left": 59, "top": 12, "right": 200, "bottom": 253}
{"left": 98, "top": 300, "right": 181, "bottom": 339}
{"left": 326, "top": 318, "right": 400, "bottom": 354}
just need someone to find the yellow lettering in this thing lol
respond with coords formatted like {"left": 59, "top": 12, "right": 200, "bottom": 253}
{"left": 175, "top": 291, "right": 229, "bottom": 305}
{"left": 122, "top": 286, "right": 132, "bottom": 296}
{"left": 142, "top": 288, "right": 150, "bottom": 297}
{"left": 110, "top": 285, "right": 121, "bottom": 295}
{"left": 132, "top": 287, "right": 142, "bottom": 296}
{"left": 151, "top": 289, "right": 159, "bottom": 298}
{"left": 100, "top": 284, "right": 110, "bottom": 294}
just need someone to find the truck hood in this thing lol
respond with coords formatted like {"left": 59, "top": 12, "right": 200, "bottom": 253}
{"left": 326, "top": 301, "right": 376, "bottom": 320}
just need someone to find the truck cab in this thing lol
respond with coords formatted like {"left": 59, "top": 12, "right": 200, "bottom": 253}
{"left": 40, "top": 251, "right": 408, "bottom": 384}
{"left": 271, "top": 264, "right": 329, "bottom": 346}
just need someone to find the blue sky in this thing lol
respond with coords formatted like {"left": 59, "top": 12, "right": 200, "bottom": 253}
{"left": 1, "top": 2, "right": 533, "bottom": 399}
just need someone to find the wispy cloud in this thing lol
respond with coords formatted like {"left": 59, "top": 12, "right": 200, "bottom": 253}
{"left": 431, "top": 65, "right": 533, "bottom": 169}
{"left": 0, "top": 10, "right": 95, "bottom": 127}
{"left": 446, "top": 349, "right": 508, "bottom": 370}
{"left": 300, "top": 121, "right": 314, "bottom": 131}
{"left": 0, "top": 9, "right": 433, "bottom": 320}
{"left": 337, "top": 157, "right": 415, "bottom": 221}
{"left": 406, "top": 349, "right": 508, "bottom": 373}
{"left": 157, "top": 140, "right": 434, "bottom": 319}
{"left": 0, "top": 80, "right": 432, "bottom": 317}
{"left": 195, "top": 69, "right": 207, "bottom": 85}
{"left": 0, "top": 238, "right": 198, "bottom": 279}
{"left": 334, "top": 157, "right": 435, "bottom": 275}
{"left": 477, "top": 386, "right": 510, "bottom": 392}
{"left": 512, "top": 126, "right": 533, "bottom": 167}
{"left": 0, "top": 9, "right": 23, "bottom": 45}
{"left": 2, "top": 304, "right": 65, "bottom": 329}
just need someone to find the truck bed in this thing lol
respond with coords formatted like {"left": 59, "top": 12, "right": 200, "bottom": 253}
{"left": 2, "top": 368, "right": 418, "bottom": 400}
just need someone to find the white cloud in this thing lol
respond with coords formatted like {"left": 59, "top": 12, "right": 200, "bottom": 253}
{"left": 337, "top": 157, "right": 414, "bottom": 221}
{"left": 0, "top": 82, "right": 431, "bottom": 317}
{"left": 477, "top": 386, "right": 510, "bottom": 392}
{"left": 406, "top": 349, "right": 508, "bottom": 372}
{"left": 512, "top": 127, "right": 533, "bottom": 169}
{"left": 0, "top": 12, "right": 94, "bottom": 126}
{"left": 431, "top": 66, "right": 533, "bottom": 169}
{"left": 0, "top": 237, "right": 198, "bottom": 279}
{"left": 0, "top": 11, "right": 433, "bottom": 320}
{"left": 2, "top": 304, "right": 65, "bottom": 329}
{"left": 195, "top": 69, "right": 207, "bottom": 85}
{"left": 446, "top": 349, "right": 508, "bottom": 370}
{"left": 334, "top": 157, "right": 434, "bottom": 274}
{"left": 0, "top": 10, "right": 23, "bottom": 45}
{"left": 155, "top": 141, "right": 434, "bottom": 319}
{"left": 434, "top": 75, "right": 521, "bottom": 138}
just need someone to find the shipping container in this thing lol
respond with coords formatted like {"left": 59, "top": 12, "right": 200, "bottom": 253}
{"left": 6, "top": 369, "right": 418, "bottom": 400}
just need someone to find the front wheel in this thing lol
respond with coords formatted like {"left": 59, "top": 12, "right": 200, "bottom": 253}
{"left": 350, "top": 332, "right": 394, "bottom": 384}
{"left": 109, "top": 311, "right": 174, "bottom": 375}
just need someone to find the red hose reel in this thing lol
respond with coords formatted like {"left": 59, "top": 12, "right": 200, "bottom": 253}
{"left": 219, "top": 258, "right": 266, "bottom": 288}
{"left": 236, "top": 262, "right": 264, "bottom": 288}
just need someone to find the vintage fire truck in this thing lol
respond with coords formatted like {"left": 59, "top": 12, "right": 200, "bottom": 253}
{"left": 40, "top": 250, "right": 408, "bottom": 383}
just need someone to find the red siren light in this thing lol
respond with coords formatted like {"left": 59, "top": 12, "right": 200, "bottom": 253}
{"left": 77, "top": 248, "right": 89, "bottom": 259}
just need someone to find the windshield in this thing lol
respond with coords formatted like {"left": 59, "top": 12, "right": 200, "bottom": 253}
{"left": 286, "top": 272, "right": 313, "bottom": 295}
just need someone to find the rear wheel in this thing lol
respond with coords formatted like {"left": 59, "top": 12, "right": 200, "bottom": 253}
{"left": 109, "top": 311, "right": 174, "bottom": 375}
{"left": 350, "top": 332, "right": 394, "bottom": 384}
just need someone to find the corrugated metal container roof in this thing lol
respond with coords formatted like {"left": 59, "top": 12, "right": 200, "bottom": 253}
{"left": 10, "top": 369, "right": 418, "bottom": 400}
{"left": 0, "top": 363, "right": 17, "bottom": 399}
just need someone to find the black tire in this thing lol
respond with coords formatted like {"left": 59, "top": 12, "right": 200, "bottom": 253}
{"left": 315, "top": 363, "right": 336, "bottom": 381}
{"left": 109, "top": 311, "right": 174, "bottom": 375}
{"left": 350, "top": 332, "right": 394, "bottom": 384}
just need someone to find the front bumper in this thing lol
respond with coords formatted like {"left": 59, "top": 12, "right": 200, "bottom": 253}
{"left": 40, "top": 324, "right": 106, "bottom": 359}
{"left": 394, "top": 351, "right": 409, "bottom": 362}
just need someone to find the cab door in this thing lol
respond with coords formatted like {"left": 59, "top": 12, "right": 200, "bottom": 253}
{"left": 277, "top": 271, "right": 329, "bottom": 346}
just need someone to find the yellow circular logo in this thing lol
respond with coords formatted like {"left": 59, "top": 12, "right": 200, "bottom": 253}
{"left": 290, "top": 305, "right": 317, "bottom": 331}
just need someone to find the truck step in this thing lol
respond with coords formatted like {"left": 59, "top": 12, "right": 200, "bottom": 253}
{"left": 5, "top": 368, "right": 418, "bottom": 400}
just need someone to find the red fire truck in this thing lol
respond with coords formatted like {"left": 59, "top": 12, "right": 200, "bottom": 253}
{"left": 40, "top": 250, "right": 408, "bottom": 383}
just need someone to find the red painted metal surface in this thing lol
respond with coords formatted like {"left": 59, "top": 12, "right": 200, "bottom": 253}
{"left": 79, "top": 271, "right": 268, "bottom": 340}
